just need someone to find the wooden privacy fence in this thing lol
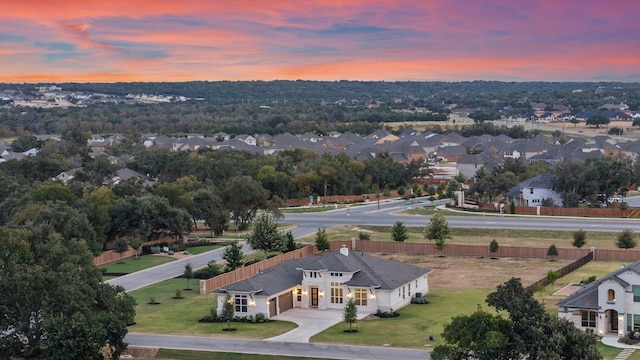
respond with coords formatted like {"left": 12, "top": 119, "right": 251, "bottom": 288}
{"left": 526, "top": 250, "right": 595, "bottom": 292}
{"left": 476, "top": 201, "right": 633, "bottom": 218}
{"left": 330, "top": 240, "right": 640, "bottom": 262}
{"left": 284, "top": 192, "right": 400, "bottom": 207}
{"left": 199, "top": 244, "right": 319, "bottom": 294}
{"left": 92, "top": 237, "right": 178, "bottom": 266}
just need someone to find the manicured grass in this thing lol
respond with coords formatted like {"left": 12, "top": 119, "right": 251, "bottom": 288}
{"left": 311, "top": 289, "right": 488, "bottom": 348}
{"left": 129, "top": 278, "right": 296, "bottom": 338}
{"left": 596, "top": 342, "right": 640, "bottom": 360}
{"left": 403, "top": 207, "right": 483, "bottom": 217}
{"left": 148, "top": 349, "right": 328, "bottom": 360}
{"left": 102, "top": 255, "right": 176, "bottom": 275}
{"left": 184, "top": 244, "right": 224, "bottom": 255}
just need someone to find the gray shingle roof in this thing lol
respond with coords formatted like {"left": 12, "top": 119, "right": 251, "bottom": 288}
{"left": 219, "top": 249, "right": 431, "bottom": 296}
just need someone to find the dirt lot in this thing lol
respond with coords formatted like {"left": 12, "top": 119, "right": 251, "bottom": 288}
{"left": 372, "top": 252, "right": 571, "bottom": 290}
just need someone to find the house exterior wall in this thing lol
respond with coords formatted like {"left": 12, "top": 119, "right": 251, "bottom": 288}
{"left": 616, "top": 271, "right": 640, "bottom": 335}
{"left": 597, "top": 279, "right": 626, "bottom": 336}
{"left": 381, "top": 275, "right": 430, "bottom": 312}
{"left": 457, "top": 163, "right": 480, "bottom": 179}
{"left": 522, "top": 187, "right": 563, "bottom": 207}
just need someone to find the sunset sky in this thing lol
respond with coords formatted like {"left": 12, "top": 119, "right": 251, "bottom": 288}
{"left": 2, "top": 1, "right": 639, "bottom": 83}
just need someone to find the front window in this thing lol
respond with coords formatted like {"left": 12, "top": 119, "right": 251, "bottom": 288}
{"left": 235, "top": 295, "right": 247, "bottom": 313}
{"left": 581, "top": 310, "right": 596, "bottom": 327}
{"left": 330, "top": 282, "right": 343, "bottom": 304}
{"left": 608, "top": 289, "right": 616, "bottom": 302}
{"left": 296, "top": 288, "right": 302, "bottom": 302}
{"left": 354, "top": 288, "right": 367, "bottom": 306}
{"left": 633, "top": 286, "right": 640, "bottom": 302}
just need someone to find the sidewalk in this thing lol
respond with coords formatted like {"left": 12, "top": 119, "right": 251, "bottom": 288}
{"left": 601, "top": 335, "right": 640, "bottom": 349}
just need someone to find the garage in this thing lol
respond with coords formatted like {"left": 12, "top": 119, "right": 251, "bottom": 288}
{"left": 279, "top": 291, "right": 294, "bottom": 313}
{"left": 269, "top": 297, "right": 277, "bottom": 317}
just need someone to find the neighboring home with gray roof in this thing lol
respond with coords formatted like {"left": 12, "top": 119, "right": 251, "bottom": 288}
{"left": 214, "top": 246, "right": 431, "bottom": 319}
{"left": 558, "top": 260, "right": 640, "bottom": 337}
{"left": 506, "top": 173, "right": 563, "bottom": 207}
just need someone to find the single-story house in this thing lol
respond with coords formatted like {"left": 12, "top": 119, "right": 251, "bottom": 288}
{"left": 558, "top": 260, "right": 640, "bottom": 337}
{"left": 214, "top": 246, "right": 431, "bottom": 319}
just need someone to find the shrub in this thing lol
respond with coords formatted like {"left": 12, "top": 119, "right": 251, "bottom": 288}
{"left": 142, "top": 242, "right": 170, "bottom": 254}
{"left": 174, "top": 288, "right": 183, "bottom": 299}
{"left": 255, "top": 313, "right": 267, "bottom": 322}
{"left": 581, "top": 275, "right": 597, "bottom": 285}
{"left": 411, "top": 295, "right": 428, "bottom": 304}
{"left": 358, "top": 231, "right": 370, "bottom": 240}
{"left": 375, "top": 309, "right": 399, "bottom": 318}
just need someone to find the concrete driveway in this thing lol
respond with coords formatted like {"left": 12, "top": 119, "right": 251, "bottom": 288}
{"left": 265, "top": 308, "right": 372, "bottom": 343}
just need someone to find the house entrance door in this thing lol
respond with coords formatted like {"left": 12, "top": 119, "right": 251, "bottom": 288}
{"left": 610, "top": 310, "right": 619, "bottom": 332}
{"left": 310, "top": 287, "right": 318, "bottom": 307}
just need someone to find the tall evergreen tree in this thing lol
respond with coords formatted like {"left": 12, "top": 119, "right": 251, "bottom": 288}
{"left": 245, "top": 212, "right": 285, "bottom": 253}
{"left": 315, "top": 227, "right": 330, "bottom": 252}
{"left": 391, "top": 221, "right": 408, "bottom": 242}
{"left": 222, "top": 241, "right": 245, "bottom": 271}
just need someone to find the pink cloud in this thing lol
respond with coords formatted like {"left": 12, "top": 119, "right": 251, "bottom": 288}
{"left": 0, "top": 0, "right": 638, "bottom": 82}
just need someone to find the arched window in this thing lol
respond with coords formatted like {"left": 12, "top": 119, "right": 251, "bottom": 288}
{"left": 608, "top": 289, "right": 616, "bottom": 302}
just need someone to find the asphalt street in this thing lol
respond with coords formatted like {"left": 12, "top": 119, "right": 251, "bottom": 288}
{"left": 283, "top": 197, "right": 640, "bottom": 238}
{"left": 125, "top": 333, "right": 431, "bottom": 360}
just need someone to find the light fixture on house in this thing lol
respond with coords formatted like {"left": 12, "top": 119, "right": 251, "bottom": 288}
{"left": 319, "top": 291, "right": 324, "bottom": 297}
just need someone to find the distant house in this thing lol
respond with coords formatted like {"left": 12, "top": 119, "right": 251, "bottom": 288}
{"left": 558, "top": 260, "right": 640, "bottom": 338}
{"left": 107, "top": 168, "right": 154, "bottom": 187}
{"left": 506, "top": 173, "right": 563, "bottom": 207}
{"left": 215, "top": 247, "right": 431, "bottom": 319}
{"left": 53, "top": 168, "right": 81, "bottom": 184}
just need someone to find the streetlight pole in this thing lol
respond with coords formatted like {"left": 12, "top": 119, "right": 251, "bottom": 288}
{"left": 377, "top": 172, "right": 380, "bottom": 211}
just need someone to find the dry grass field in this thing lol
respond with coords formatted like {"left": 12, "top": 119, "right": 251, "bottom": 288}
{"left": 373, "top": 252, "right": 572, "bottom": 290}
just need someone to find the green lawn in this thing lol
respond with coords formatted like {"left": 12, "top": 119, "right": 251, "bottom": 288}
{"left": 129, "top": 278, "right": 296, "bottom": 338}
{"left": 311, "top": 289, "right": 488, "bottom": 349}
{"left": 403, "top": 207, "right": 483, "bottom": 217}
{"left": 185, "top": 244, "right": 224, "bottom": 255}
{"left": 102, "top": 255, "right": 176, "bottom": 275}
{"left": 597, "top": 343, "right": 640, "bottom": 360}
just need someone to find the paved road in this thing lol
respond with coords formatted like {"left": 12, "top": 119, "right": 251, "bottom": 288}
{"left": 106, "top": 242, "right": 252, "bottom": 292}
{"left": 284, "top": 198, "right": 640, "bottom": 238}
{"left": 126, "top": 333, "right": 430, "bottom": 360}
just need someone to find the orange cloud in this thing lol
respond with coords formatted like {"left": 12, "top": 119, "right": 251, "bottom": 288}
{"left": 1, "top": 0, "right": 639, "bottom": 82}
